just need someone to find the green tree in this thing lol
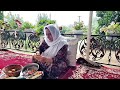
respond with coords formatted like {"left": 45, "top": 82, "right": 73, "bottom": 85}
{"left": 96, "top": 11, "right": 120, "bottom": 27}
{"left": 35, "top": 13, "right": 56, "bottom": 36}
{"left": 21, "top": 21, "right": 34, "bottom": 30}
{"left": 92, "top": 17, "right": 99, "bottom": 34}
{"left": 5, "top": 12, "right": 24, "bottom": 29}
{"left": 0, "top": 20, "right": 11, "bottom": 30}
{"left": 73, "top": 21, "right": 87, "bottom": 34}
{"left": 113, "top": 11, "right": 120, "bottom": 23}
{"left": 0, "top": 20, "right": 3, "bottom": 29}
{"left": 62, "top": 26, "right": 73, "bottom": 34}
{"left": 73, "top": 21, "right": 84, "bottom": 30}
{"left": 0, "top": 11, "right": 4, "bottom": 20}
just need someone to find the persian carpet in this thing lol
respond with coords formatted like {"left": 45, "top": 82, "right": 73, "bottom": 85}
{"left": 62, "top": 64, "right": 120, "bottom": 79}
{"left": 0, "top": 50, "right": 32, "bottom": 70}
{"left": 0, "top": 50, "right": 120, "bottom": 79}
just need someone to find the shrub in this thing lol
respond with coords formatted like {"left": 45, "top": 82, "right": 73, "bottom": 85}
{"left": 21, "top": 21, "right": 34, "bottom": 30}
{"left": 73, "top": 21, "right": 84, "bottom": 30}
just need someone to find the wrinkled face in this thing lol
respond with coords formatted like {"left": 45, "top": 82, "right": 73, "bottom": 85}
{"left": 45, "top": 28, "right": 53, "bottom": 42}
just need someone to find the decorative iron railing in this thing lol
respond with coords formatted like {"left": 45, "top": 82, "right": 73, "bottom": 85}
{"left": 1, "top": 30, "right": 41, "bottom": 52}
{"left": 62, "top": 34, "right": 120, "bottom": 67}
{"left": 1, "top": 31, "right": 120, "bottom": 67}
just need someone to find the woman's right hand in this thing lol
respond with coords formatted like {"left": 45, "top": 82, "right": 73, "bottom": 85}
{"left": 33, "top": 54, "right": 46, "bottom": 63}
{"left": 33, "top": 54, "right": 42, "bottom": 61}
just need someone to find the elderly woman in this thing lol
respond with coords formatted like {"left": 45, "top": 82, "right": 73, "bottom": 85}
{"left": 32, "top": 24, "right": 69, "bottom": 79}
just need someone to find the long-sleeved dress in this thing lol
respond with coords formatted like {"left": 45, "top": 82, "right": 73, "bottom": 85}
{"left": 32, "top": 40, "right": 69, "bottom": 79}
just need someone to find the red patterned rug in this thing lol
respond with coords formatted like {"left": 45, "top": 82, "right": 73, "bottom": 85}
{"left": 0, "top": 50, "right": 120, "bottom": 79}
{"left": 0, "top": 50, "right": 32, "bottom": 70}
{"left": 62, "top": 64, "right": 120, "bottom": 79}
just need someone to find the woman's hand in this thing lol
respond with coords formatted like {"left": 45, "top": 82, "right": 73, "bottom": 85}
{"left": 33, "top": 54, "right": 53, "bottom": 65}
{"left": 44, "top": 58, "right": 53, "bottom": 66}
{"left": 33, "top": 54, "right": 44, "bottom": 62}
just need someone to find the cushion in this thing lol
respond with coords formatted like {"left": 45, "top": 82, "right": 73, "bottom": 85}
{"left": 65, "top": 37, "right": 79, "bottom": 66}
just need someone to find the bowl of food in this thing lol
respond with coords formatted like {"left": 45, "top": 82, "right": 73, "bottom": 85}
{"left": 2, "top": 64, "right": 23, "bottom": 77}
{"left": 21, "top": 63, "right": 40, "bottom": 78}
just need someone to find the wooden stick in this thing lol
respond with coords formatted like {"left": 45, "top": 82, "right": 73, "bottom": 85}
{"left": 86, "top": 11, "right": 93, "bottom": 62}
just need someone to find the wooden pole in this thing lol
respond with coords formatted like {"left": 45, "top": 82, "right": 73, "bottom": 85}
{"left": 86, "top": 11, "right": 93, "bottom": 62}
{"left": 0, "top": 30, "right": 2, "bottom": 49}
{"left": 85, "top": 11, "right": 99, "bottom": 66}
{"left": 78, "top": 16, "right": 81, "bottom": 23}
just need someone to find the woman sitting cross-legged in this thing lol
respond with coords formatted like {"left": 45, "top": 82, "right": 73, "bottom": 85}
{"left": 32, "top": 24, "right": 69, "bottom": 79}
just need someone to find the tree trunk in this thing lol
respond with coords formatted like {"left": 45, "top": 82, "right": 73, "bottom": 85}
{"left": 0, "top": 11, "right": 4, "bottom": 20}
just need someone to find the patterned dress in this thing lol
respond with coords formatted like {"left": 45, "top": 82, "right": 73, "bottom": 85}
{"left": 32, "top": 40, "right": 69, "bottom": 79}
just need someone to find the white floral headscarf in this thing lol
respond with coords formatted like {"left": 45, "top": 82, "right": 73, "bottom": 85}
{"left": 42, "top": 24, "right": 68, "bottom": 58}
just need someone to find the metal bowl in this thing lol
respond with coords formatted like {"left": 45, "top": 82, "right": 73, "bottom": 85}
{"left": 21, "top": 63, "right": 39, "bottom": 78}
